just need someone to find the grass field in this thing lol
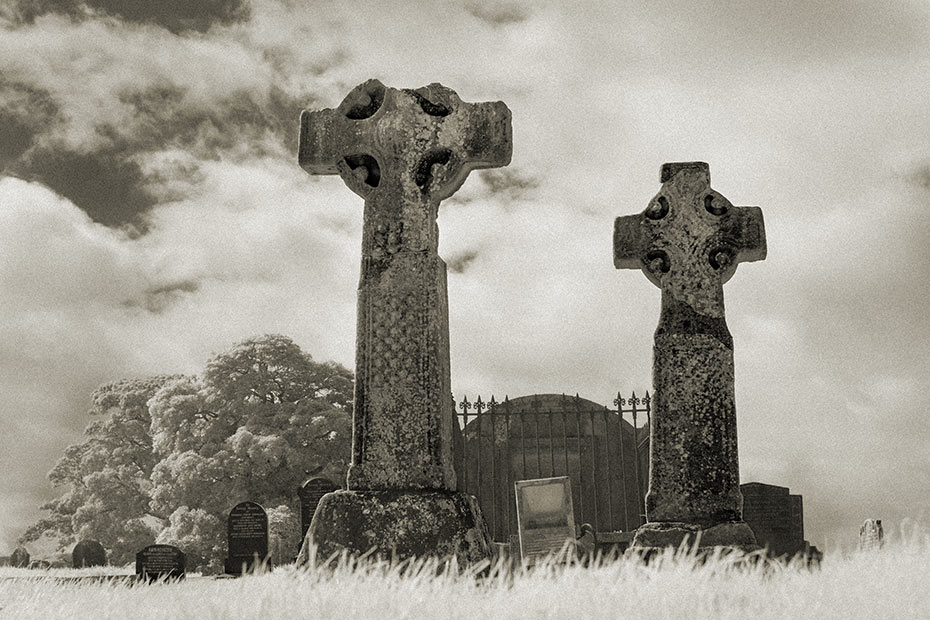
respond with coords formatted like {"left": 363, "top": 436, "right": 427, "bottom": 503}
{"left": 2, "top": 535, "right": 928, "bottom": 620}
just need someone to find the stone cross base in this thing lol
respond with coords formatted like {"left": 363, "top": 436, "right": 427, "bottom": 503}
{"left": 631, "top": 520, "right": 759, "bottom": 552}
{"left": 297, "top": 490, "right": 492, "bottom": 565}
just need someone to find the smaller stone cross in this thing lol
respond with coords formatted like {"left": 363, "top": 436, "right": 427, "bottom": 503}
{"left": 614, "top": 162, "right": 766, "bottom": 549}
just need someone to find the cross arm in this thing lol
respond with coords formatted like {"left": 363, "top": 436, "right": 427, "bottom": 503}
{"left": 298, "top": 107, "right": 349, "bottom": 175}
{"left": 613, "top": 214, "right": 651, "bottom": 270}
{"left": 425, "top": 84, "right": 512, "bottom": 201}
{"left": 721, "top": 206, "right": 767, "bottom": 264}
{"left": 298, "top": 79, "right": 386, "bottom": 177}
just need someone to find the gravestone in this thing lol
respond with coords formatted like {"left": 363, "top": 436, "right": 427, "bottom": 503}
{"left": 224, "top": 501, "right": 269, "bottom": 574}
{"left": 136, "top": 544, "right": 185, "bottom": 581}
{"left": 859, "top": 519, "right": 884, "bottom": 551}
{"left": 298, "top": 478, "right": 339, "bottom": 544}
{"left": 296, "top": 79, "right": 511, "bottom": 564}
{"left": 72, "top": 539, "right": 107, "bottom": 567}
{"left": 740, "top": 482, "right": 806, "bottom": 558}
{"left": 614, "top": 162, "right": 766, "bottom": 551}
{"left": 10, "top": 546, "right": 30, "bottom": 567}
{"left": 514, "top": 477, "right": 576, "bottom": 564}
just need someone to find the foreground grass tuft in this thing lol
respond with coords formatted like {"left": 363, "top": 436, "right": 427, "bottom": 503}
{"left": 2, "top": 535, "right": 928, "bottom": 620}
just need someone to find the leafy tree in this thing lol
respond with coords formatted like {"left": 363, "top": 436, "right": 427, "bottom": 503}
{"left": 149, "top": 335, "right": 352, "bottom": 570}
{"left": 20, "top": 376, "right": 173, "bottom": 565}
{"left": 21, "top": 334, "right": 352, "bottom": 572}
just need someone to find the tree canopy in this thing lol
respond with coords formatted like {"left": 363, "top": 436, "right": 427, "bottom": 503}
{"left": 21, "top": 334, "right": 352, "bottom": 571}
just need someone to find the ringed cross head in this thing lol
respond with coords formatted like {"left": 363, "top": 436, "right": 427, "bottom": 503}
{"left": 299, "top": 79, "right": 512, "bottom": 205}
{"left": 613, "top": 162, "right": 766, "bottom": 317}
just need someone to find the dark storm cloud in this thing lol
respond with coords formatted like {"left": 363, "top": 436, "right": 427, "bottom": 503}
{"left": 0, "top": 79, "right": 60, "bottom": 172}
{"left": 14, "top": 142, "right": 158, "bottom": 231}
{"left": 115, "top": 82, "right": 308, "bottom": 159}
{"left": 479, "top": 168, "right": 540, "bottom": 200}
{"left": 3, "top": 77, "right": 312, "bottom": 229}
{"left": 447, "top": 250, "right": 480, "bottom": 274}
{"left": 9, "top": 0, "right": 249, "bottom": 34}
{"left": 464, "top": 1, "right": 530, "bottom": 27}
{"left": 447, "top": 168, "right": 540, "bottom": 208}
{"left": 123, "top": 280, "right": 201, "bottom": 314}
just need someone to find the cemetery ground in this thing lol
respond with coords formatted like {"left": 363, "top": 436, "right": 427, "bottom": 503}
{"left": 2, "top": 532, "right": 929, "bottom": 620}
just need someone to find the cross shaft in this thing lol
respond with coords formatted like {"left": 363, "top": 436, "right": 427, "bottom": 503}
{"left": 299, "top": 79, "right": 512, "bottom": 492}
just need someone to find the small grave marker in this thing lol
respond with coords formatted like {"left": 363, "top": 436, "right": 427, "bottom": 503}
{"left": 859, "top": 519, "right": 884, "bottom": 551}
{"left": 72, "top": 539, "right": 107, "bottom": 568}
{"left": 514, "top": 476, "right": 576, "bottom": 564}
{"left": 10, "top": 546, "right": 29, "bottom": 568}
{"left": 224, "top": 501, "right": 269, "bottom": 575}
{"left": 298, "top": 478, "right": 339, "bottom": 543}
{"left": 135, "top": 544, "right": 185, "bottom": 581}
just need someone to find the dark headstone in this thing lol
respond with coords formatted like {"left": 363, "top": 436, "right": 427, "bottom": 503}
{"left": 10, "top": 546, "right": 30, "bottom": 568}
{"left": 298, "top": 478, "right": 339, "bottom": 543}
{"left": 72, "top": 540, "right": 107, "bottom": 568}
{"left": 224, "top": 501, "right": 269, "bottom": 575}
{"left": 741, "top": 482, "right": 806, "bottom": 558}
{"left": 136, "top": 544, "right": 185, "bottom": 581}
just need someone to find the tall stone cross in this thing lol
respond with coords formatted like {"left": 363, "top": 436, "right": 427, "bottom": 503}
{"left": 296, "top": 79, "right": 511, "bottom": 563}
{"left": 614, "top": 162, "right": 766, "bottom": 550}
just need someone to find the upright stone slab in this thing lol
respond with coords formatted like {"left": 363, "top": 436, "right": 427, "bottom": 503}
{"left": 72, "top": 540, "right": 107, "bottom": 568}
{"left": 859, "top": 519, "right": 884, "bottom": 551}
{"left": 297, "top": 79, "right": 511, "bottom": 563}
{"left": 224, "top": 501, "right": 269, "bottom": 574}
{"left": 614, "top": 162, "right": 766, "bottom": 550}
{"left": 514, "top": 477, "right": 576, "bottom": 564}
{"left": 298, "top": 478, "right": 339, "bottom": 544}
{"left": 136, "top": 544, "right": 185, "bottom": 582}
{"left": 10, "top": 546, "right": 30, "bottom": 568}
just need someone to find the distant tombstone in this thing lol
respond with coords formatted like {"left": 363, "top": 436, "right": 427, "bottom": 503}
{"left": 224, "top": 501, "right": 269, "bottom": 575}
{"left": 859, "top": 519, "right": 884, "bottom": 551}
{"left": 10, "top": 546, "right": 30, "bottom": 568}
{"left": 136, "top": 544, "right": 185, "bottom": 581}
{"left": 72, "top": 540, "right": 107, "bottom": 568}
{"left": 298, "top": 478, "right": 339, "bottom": 543}
{"left": 514, "top": 476, "right": 576, "bottom": 564}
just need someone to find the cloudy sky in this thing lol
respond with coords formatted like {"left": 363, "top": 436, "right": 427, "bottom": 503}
{"left": 2, "top": 0, "right": 929, "bottom": 554}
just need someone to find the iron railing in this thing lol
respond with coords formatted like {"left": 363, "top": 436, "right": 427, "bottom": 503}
{"left": 453, "top": 392, "right": 650, "bottom": 543}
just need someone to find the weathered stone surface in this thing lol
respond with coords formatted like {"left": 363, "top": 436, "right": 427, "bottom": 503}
{"left": 859, "top": 518, "right": 884, "bottom": 551}
{"left": 10, "top": 546, "right": 29, "bottom": 568}
{"left": 72, "top": 539, "right": 107, "bottom": 568}
{"left": 614, "top": 162, "right": 766, "bottom": 549}
{"left": 298, "top": 477, "right": 339, "bottom": 543}
{"left": 631, "top": 520, "right": 757, "bottom": 549}
{"left": 297, "top": 80, "right": 511, "bottom": 563}
{"left": 298, "top": 490, "right": 491, "bottom": 564}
